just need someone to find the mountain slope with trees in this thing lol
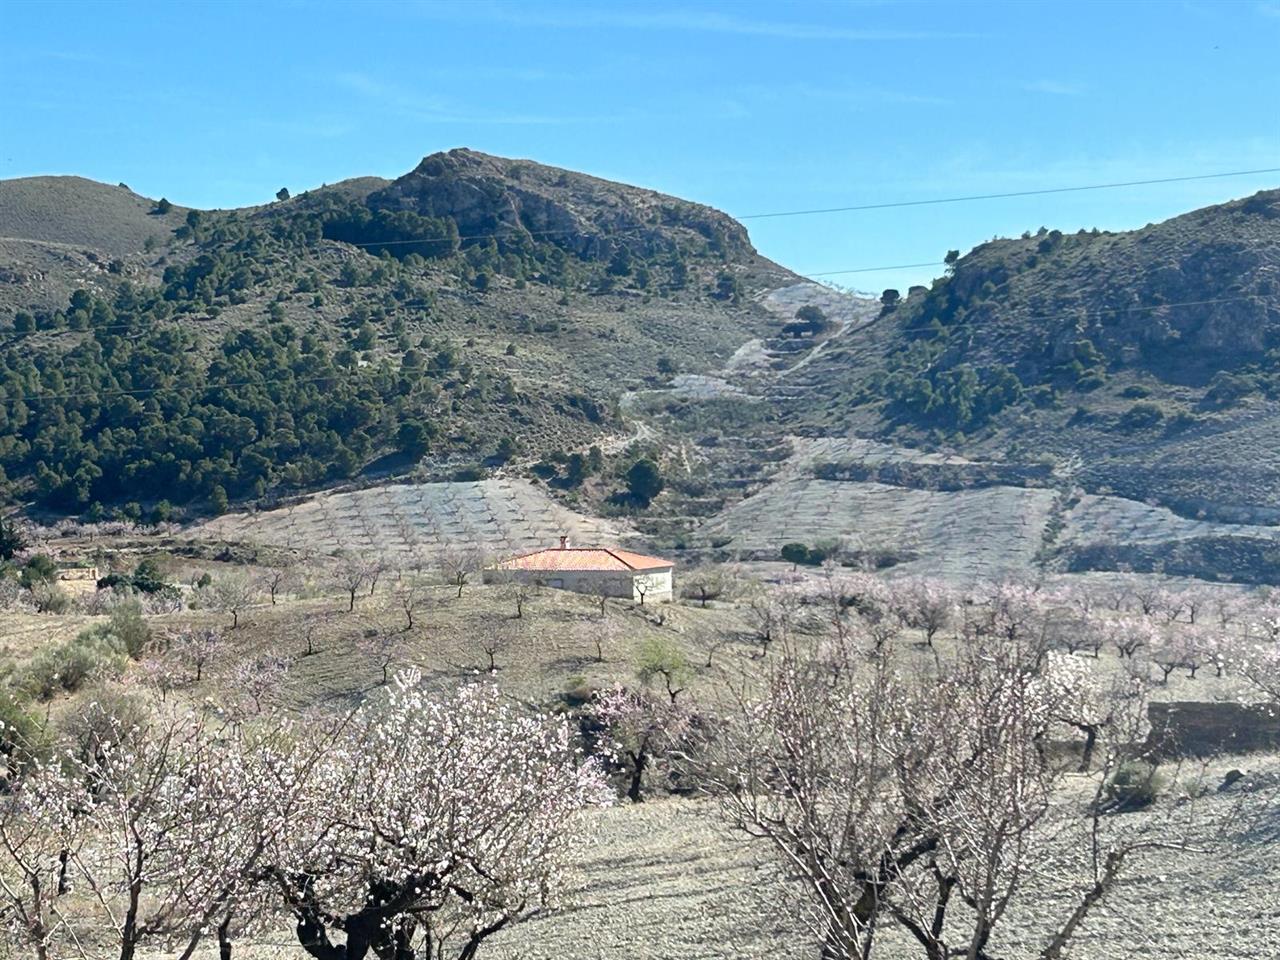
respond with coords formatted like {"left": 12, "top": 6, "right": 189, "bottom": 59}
{"left": 0, "top": 149, "right": 795, "bottom": 519}
{"left": 778, "top": 188, "right": 1280, "bottom": 522}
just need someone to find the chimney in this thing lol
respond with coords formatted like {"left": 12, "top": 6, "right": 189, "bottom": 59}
{"left": 559, "top": 535, "right": 569, "bottom": 550}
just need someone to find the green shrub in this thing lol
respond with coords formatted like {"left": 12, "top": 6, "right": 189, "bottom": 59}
{"left": 636, "top": 637, "right": 691, "bottom": 698}
{"left": 20, "top": 554, "right": 58, "bottom": 588}
{"left": 0, "top": 691, "right": 45, "bottom": 771}
{"left": 1027, "top": 384, "right": 1057, "bottom": 408}
{"left": 781, "top": 543, "right": 810, "bottom": 567}
{"left": 559, "top": 675, "right": 596, "bottom": 709}
{"left": 56, "top": 685, "right": 150, "bottom": 763}
{"left": 1205, "top": 371, "right": 1257, "bottom": 406}
{"left": 30, "top": 582, "right": 71, "bottom": 614}
{"left": 625, "top": 458, "right": 664, "bottom": 507}
{"left": 1104, "top": 760, "right": 1164, "bottom": 811}
{"left": 781, "top": 541, "right": 840, "bottom": 567}
{"left": 20, "top": 629, "right": 128, "bottom": 700}
{"left": 1164, "top": 409, "right": 1198, "bottom": 434}
{"left": 106, "top": 600, "right": 151, "bottom": 659}
{"left": 1118, "top": 401, "right": 1166, "bottom": 431}
{"left": 19, "top": 603, "right": 148, "bottom": 699}
{"left": 1075, "top": 370, "right": 1107, "bottom": 391}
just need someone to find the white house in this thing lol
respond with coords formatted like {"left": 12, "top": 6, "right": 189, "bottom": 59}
{"left": 484, "top": 537, "right": 674, "bottom": 603}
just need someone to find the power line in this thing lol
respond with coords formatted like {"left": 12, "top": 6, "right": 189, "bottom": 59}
{"left": 737, "top": 167, "right": 1280, "bottom": 220}
{"left": 299, "top": 165, "right": 1280, "bottom": 246}
{"left": 805, "top": 261, "right": 942, "bottom": 278}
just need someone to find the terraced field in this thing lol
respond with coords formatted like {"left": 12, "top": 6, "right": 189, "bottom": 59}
{"left": 1061, "top": 493, "right": 1280, "bottom": 548}
{"left": 699, "top": 477, "right": 1057, "bottom": 580}
{"left": 197, "top": 478, "right": 627, "bottom": 562}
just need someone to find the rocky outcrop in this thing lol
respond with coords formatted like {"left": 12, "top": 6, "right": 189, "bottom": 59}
{"left": 368, "top": 148, "right": 755, "bottom": 261}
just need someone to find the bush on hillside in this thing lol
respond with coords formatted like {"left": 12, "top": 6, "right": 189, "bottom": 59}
{"left": 20, "top": 630, "right": 128, "bottom": 700}
{"left": 18, "top": 601, "right": 150, "bottom": 699}
{"left": 624, "top": 458, "right": 664, "bottom": 508}
{"left": 1118, "top": 401, "right": 1167, "bottom": 431}
{"left": 30, "top": 582, "right": 71, "bottom": 614}
{"left": 781, "top": 541, "right": 841, "bottom": 568}
{"left": 1103, "top": 760, "right": 1165, "bottom": 812}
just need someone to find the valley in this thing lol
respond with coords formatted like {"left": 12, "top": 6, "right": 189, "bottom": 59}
{"left": 1, "top": 149, "right": 1278, "bottom": 960}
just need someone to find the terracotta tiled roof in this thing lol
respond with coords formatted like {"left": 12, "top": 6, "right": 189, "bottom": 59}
{"left": 493, "top": 546, "right": 673, "bottom": 573}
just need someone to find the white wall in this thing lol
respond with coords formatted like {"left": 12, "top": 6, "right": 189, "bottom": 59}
{"left": 483, "top": 567, "right": 674, "bottom": 602}
{"left": 629, "top": 569, "right": 673, "bottom": 602}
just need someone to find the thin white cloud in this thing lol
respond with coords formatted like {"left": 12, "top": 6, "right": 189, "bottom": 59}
{"left": 1024, "top": 79, "right": 1088, "bottom": 96}
{"left": 401, "top": 2, "right": 981, "bottom": 41}
{"left": 740, "top": 80, "right": 952, "bottom": 108}
{"left": 333, "top": 71, "right": 615, "bottom": 126}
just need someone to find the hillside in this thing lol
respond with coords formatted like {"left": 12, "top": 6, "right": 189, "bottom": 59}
{"left": 0, "top": 150, "right": 795, "bottom": 519}
{"left": 5, "top": 155, "right": 1280, "bottom": 587}
{"left": 765, "top": 190, "right": 1280, "bottom": 520}
{"left": 0, "top": 175, "right": 187, "bottom": 256}
{"left": 575, "top": 189, "right": 1280, "bottom": 585}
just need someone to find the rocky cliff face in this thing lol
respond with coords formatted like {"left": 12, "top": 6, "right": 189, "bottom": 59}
{"left": 369, "top": 148, "right": 756, "bottom": 262}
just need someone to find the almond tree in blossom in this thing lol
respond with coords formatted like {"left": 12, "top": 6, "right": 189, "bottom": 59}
{"left": 0, "top": 761, "right": 89, "bottom": 960}
{"left": 267, "top": 676, "right": 610, "bottom": 960}
{"left": 230, "top": 654, "right": 292, "bottom": 716}
{"left": 700, "top": 622, "right": 1179, "bottom": 960}
{"left": 893, "top": 578, "right": 958, "bottom": 646}
{"left": 590, "top": 683, "right": 691, "bottom": 802}
{"left": 0, "top": 703, "right": 320, "bottom": 960}
{"left": 171, "top": 626, "right": 226, "bottom": 682}
{"left": 1237, "top": 633, "right": 1280, "bottom": 703}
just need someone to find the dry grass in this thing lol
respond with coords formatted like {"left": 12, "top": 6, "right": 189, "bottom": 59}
{"left": 0, "top": 175, "right": 184, "bottom": 257}
{"left": 150, "top": 581, "right": 757, "bottom": 716}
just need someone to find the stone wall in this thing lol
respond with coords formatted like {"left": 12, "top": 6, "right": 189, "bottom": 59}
{"left": 1147, "top": 701, "right": 1280, "bottom": 758}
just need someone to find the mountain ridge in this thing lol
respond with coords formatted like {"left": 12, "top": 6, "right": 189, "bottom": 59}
{"left": 3, "top": 150, "right": 1280, "bottom": 587}
{"left": 0, "top": 149, "right": 791, "bottom": 518}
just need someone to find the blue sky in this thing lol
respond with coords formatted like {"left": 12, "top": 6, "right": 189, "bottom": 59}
{"left": 3, "top": 0, "right": 1278, "bottom": 291}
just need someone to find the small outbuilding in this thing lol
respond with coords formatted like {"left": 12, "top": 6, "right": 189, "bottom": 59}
{"left": 484, "top": 537, "right": 674, "bottom": 603}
